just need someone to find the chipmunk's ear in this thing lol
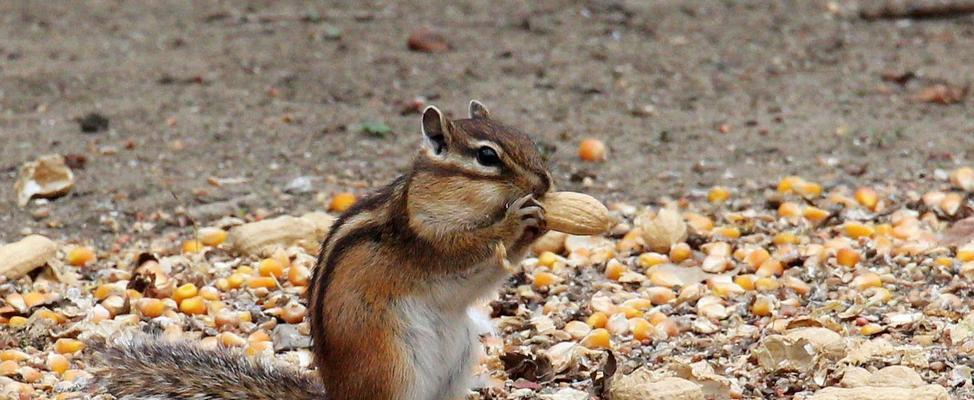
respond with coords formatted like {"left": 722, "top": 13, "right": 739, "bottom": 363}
{"left": 421, "top": 106, "right": 452, "bottom": 155}
{"left": 468, "top": 100, "right": 490, "bottom": 119}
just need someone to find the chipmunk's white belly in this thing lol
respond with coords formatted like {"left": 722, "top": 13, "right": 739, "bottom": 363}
{"left": 395, "top": 298, "right": 489, "bottom": 400}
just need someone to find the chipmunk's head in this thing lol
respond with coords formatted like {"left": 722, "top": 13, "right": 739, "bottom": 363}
{"left": 406, "top": 101, "right": 552, "bottom": 237}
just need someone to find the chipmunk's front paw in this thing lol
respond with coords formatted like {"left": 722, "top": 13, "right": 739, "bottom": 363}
{"left": 492, "top": 241, "right": 516, "bottom": 273}
{"left": 506, "top": 194, "right": 546, "bottom": 241}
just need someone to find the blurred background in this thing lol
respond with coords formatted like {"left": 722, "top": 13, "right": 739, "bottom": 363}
{"left": 1, "top": 0, "right": 972, "bottom": 242}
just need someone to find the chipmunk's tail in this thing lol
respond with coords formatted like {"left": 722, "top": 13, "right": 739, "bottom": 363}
{"left": 89, "top": 334, "right": 327, "bottom": 400}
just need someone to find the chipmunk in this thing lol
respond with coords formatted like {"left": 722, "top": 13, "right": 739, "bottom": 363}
{"left": 92, "top": 100, "right": 553, "bottom": 400}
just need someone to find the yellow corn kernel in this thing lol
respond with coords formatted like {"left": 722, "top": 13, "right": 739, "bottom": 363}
{"left": 707, "top": 187, "right": 730, "bottom": 203}
{"left": 22, "top": 291, "right": 45, "bottom": 308}
{"left": 581, "top": 328, "right": 612, "bottom": 349}
{"left": 773, "top": 232, "right": 799, "bottom": 245}
{"left": 0, "top": 360, "right": 17, "bottom": 376}
{"left": 710, "top": 282, "right": 745, "bottom": 298}
{"left": 219, "top": 332, "right": 247, "bottom": 348}
{"left": 622, "top": 298, "right": 653, "bottom": 311}
{"left": 329, "top": 192, "right": 357, "bottom": 212}
{"left": 844, "top": 222, "right": 874, "bottom": 239}
{"left": 638, "top": 253, "right": 667, "bottom": 269}
{"left": 605, "top": 261, "right": 627, "bottom": 281}
{"left": 246, "top": 340, "right": 274, "bottom": 357}
{"left": 0, "top": 350, "right": 28, "bottom": 362}
{"left": 199, "top": 227, "right": 228, "bottom": 246}
{"left": 752, "top": 296, "right": 775, "bottom": 317}
{"left": 735, "top": 274, "right": 756, "bottom": 291}
{"left": 756, "top": 258, "right": 784, "bottom": 277}
{"left": 62, "top": 369, "right": 87, "bottom": 382}
{"left": 754, "top": 277, "right": 780, "bottom": 292}
{"left": 248, "top": 276, "right": 278, "bottom": 290}
{"left": 536, "top": 251, "right": 558, "bottom": 268}
{"left": 288, "top": 265, "right": 311, "bottom": 286}
{"left": 258, "top": 258, "right": 285, "bottom": 278}
{"left": 714, "top": 226, "right": 741, "bottom": 239}
{"left": 616, "top": 306, "right": 642, "bottom": 319}
{"left": 656, "top": 318, "right": 680, "bottom": 338}
{"left": 646, "top": 287, "right": 675, "bottom": 305}
{"left": 745, "top": 248, "right": 770, "bottom": 269}
{"left": 781, "top": 276, "right": 811, "bottom": 296}
{"left": 126, "top": 289, "right": 143, "bottom": 300}
{"left": 8, "top": 316, "right": 28, "bottom": 328}
{"left": 852, "top": 272, "right": 882, "bottom": 290}
{"left": 179, "top": 296, "right": 207, "bottom": 315}
{"left": 669, "top": 243, "right": 692, "bottom": 262}
{"left": 683, "top": 212, "right": 714, "bottom": 233}
{"left": 182, "top": 239, "right": 204, "bottom": 253}
{"left": 227, "top": 273, "right": 247, "bottom": 289}
{"left": 47, "top": 353, "right": 70, "bottom": 374}
{"left": 836, "top": 248, "right": 860, "bottom": 267}
{"left": 34, "top": 309, "right": 65, "bottom": 323}
{"left": 54, "top": 339, "right": 85, "bottom": 354}
{"left": 587, "top": 312, "right": 608, "bottom": 329}
{"left": 873, "top": 223, "right": 892, "bottom": 237}
{"left": 199, "top": 286, "right": 220, "bottom": 301}
{"left": 855, "top": 187, "right": 879, "bottom": 210}
{"left": 778, "top": 202, "right": 802, "bottom": 218}
{"left": 215, "top": 278, "right": 231, "bottom": 292}
{"left": 172, "top": 283, "right": 198, "bottom": 303}
{"left": 803, "top": 206, "right": 830, "bottom": 223}
{"left": 93, "top": 284, "right": 116, "bottom": 300}
{"left": 138, "top": 298, "right": 166, "bottom": 318}
{"left": 934, "top": 257, "right": 954, "bottom": 267}
{"left": 236, "top": 266, "right": 255, "bottom": 275}
{"left": 532, "top": 271, "right": 559, "bottom": 288}
{"left": 248, "top": 330, "right": 272, "bottom": 344}
{"left": 777, "top": 176, "right": 804, "bottom": 193}
{"left": 869, "top": 287, "right": 893, "bottom": 303}
{"left": 957, "top": 243, "right": 974, "bottom": 262}
{"left": 796, "top": 181, "right": 822, "bottom": 198}
{"left": 629, "top": 318, "right": 653, "bottom": 341}
{"left": 66, "top": 246, "right": 96, "bottom": 267}
{"left": 238, "top": 311, "right": 253, "bottom": 323}
{"left": 860, "top": 323, "right": 884, "bottom": 336}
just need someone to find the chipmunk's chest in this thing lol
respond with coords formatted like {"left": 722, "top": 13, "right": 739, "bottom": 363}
{"left": 394, "top": 297, "right": 487, "bottom": 400}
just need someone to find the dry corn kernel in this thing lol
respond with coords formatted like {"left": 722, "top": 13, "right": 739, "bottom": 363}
{"left": 62, "top": 369, "right": 87, "bottom": 382}
{"left": 714, "top": 226, "right": 741, "bottom": 239}
{"left": 227, "top": 273, "right": 247, "bottom": 289}
{"left": 710, "top": 282, "right": 744, "bottom": 298}
{"left": 860, "top": 323, "right": 884, "bottom": 336}
{"left": 281, "top": 303, "right": 307, "bottom": 324}
{"left": 288, "top": 265, "right": 311, "bottom": 286}
{"left": 752, "top": 296, "right": 775, "bottom": 317}
{"left": 669, "top": 243, "right": 692, "bottom": 262}
{"left": 532, "top": 271, "right": 559, "bottom": 288}
{"left": 93, "top": 284, "right": 116, "bottom": 300}
{"left": 199, "top": 286, "right": 220, "bottom": 301}
{"left": 746, "top": 248, "right": 770, "bottom": 269}
{"left": 248, "top": 276, "right": 278, "bottom": 290}
{"left": 616, "top": 306, "right": 642, "bottom": 319}
{"left": 22, "top": 291, "right": 45, "bottom": 308}
{"left": 20, "top": 366, "right": 41, "bottom": 383}
{"left": 869, "top": 287, "right": 893, "bottom": 303}
{"left": 215, "top": 278, "right": 230, "bottom": 292}
{"left": 836, "top": 248, "right": 860, "bottom": 267}
{"left": 957, "top": 244, "right": 974, "bottom": 262}
{"left": 329, "top": 192, "right": 357, "bottom": 212}
{"left": 803, "top": 206, "right": 830, "bottom": 223}
{"left": 643, "top": 312, "right": 665, "bottom": 326}
{"left": 578, "top": 139, "right": 607, "bottom": 162}
{"left": 844, "top": 222, "right": 874, "bottom": 239}
{"left": 778, "top": 176, "right": 804, "bottom": 193}
{"left": 238, "top": 311, "right": 253, "bottom": 323}
{"left": 872, "top": 223, "right": 892, "bottom": 236}
{"left": 646, "top": 287, "right": 675, "bottom": 305}
{"left": 754, "top": 277, "right": 780, "bottom": 292}
{"left": 66, "top": 246, "right": 96, "bottom": 267}
{"left": 781, "top": 276, "right": 811, "bottom": 296}
{"left": 236, "top": 266, "right": 255, "bottom": 275}
{"left": 629, "top": 318, "right": 653, "bottom": 341}
{"left": 0, "top": 360, "right": 17, "bottom": 376}
{"left": 258, "top": 258, "right": 285, "bottom": 278}
{"left": 199, "top": 227, "right": 228, "bottom": 246}
{"left": 707, "top": 187, "right": 730, "bottom": 203}
{"left": 537, "top": 251, "right": 559, "bottom": 268}
{"left": 0, "top": 351, "right": 28, "bottom": 362}
{"left": 778, "top": 202, "right": 802, "bottom": 218}
{"left": 47, "top": 353, "right": 70, "bottom": 374}
{"left": 735, "top": 274, "right": 756, "bottom": 291}
{"left": 172, "top": 283, "right": 198, "bottom": 303}
{"left": 622, "top": 298, "right": 653, "bottom": 311}
{"left": 852, "top": 272, "right": 882, "bottom": 290}
{"left": 219, "top": 332, "right": 247, "bottom": 348}
{"left": 248, "top": 330, "right": 272, "bottom": 344}
{"left": 34, "top": 309, "right": 65, "bottom": 323}
{"left": 54, "top": 339, "right": 85, "bottom": 354}
{"left": 855, "top": 187, "right": 879, "bottom": 210}
{"left": 773, "top": 232, "right": 799, "bottom": 246}
{"left": 638, "top": 252, "right": 667, "bottom": 269}
{"left": 684, "top": 212, "right": 714, "bottom": 233}
{"left": 8, "top": 316, "right": 28, "bottom": 328}
{"left": 587, "top": 312, "right": 608, "bottom": 329}
{"left": 605, "top": 261, "right": 627, "bottom": 281}
{"left": 138, "top": 298, "right": 166, "bottom": 318}
{"left": 246, "top": 340, "right": 274, "bottom": 357}
{"left": 796, "top": 181, "right": 822, "bottom": 198}
{"left": 935, "top": 257, "right": 954, "bottom": 267}
{"left": 179, "top": 296, "right": 207, "bottom": 315}
{"left": 656, "top": 318, "right": 679, "bottom": 338}
{"left": 756, "top": 258, "right": 784, "bottom": 277}
{"left": 182, "top": 239, "right": 204, "bottom": 253}
{"left": 581, "top": 328, "right": 612, "bottom": 349}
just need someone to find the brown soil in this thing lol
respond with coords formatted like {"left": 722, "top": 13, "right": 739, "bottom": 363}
{"left": 1, "top": 1, "right": 972, "bottom": 241}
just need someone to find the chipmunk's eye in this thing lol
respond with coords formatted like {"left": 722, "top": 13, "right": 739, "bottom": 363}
{"left": 476, "top": 146, "right": 500, "bottom": 167}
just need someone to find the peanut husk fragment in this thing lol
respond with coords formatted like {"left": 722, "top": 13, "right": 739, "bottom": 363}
{"left": 0, "top": 235, "right": 58, "bottom": 280}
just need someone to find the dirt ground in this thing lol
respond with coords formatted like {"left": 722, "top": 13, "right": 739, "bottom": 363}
{"left": 1, "top": 0, "right": 973, "bottom": 242}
